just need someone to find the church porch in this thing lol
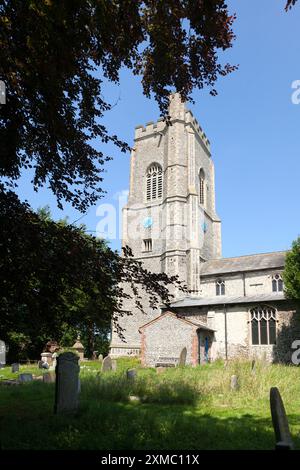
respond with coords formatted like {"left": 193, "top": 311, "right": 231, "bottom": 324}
{"left": 139, "top": 311, "right": 215, "bottom": 367}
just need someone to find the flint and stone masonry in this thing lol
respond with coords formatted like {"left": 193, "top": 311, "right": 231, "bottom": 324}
{"left": 110, "top": 94, "right": 299, "bottom": 365}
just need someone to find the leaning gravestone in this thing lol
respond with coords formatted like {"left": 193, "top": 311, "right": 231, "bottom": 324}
{"left": 54, "top": 352, "right": 80, "bottom": 414}
{"left": 19, "top": 373, "right": 33, "bottom": 382}
{"left": 270, "top": 387, "right": 294, "bottom": 450}
{"left": 230, "top": 375, "right": 239, "bottom": 390}
{"left": 179, "top": 347, "right": 187, "bottom": 367}
{"left": 127, "top": 369, "right": 137, "bottom": 381}
{"left": 101, "top": 355, "right": 112, "bottom": 372}
{"left": 11, "top": 363, "right": 19, "bottom": 373}
{"left": 0, "top": 340, "right": 6, "bottom": 367}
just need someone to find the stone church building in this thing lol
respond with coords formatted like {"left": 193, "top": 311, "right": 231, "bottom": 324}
{"left": 110, "top": 94, "right": 299, "bottom": 365}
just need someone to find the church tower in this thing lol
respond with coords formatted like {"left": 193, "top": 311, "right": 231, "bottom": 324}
{"left": 110, "top": 94, "right": 222, "bottom": 356}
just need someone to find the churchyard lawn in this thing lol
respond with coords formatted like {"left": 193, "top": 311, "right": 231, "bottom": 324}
{"left": 0, "top": 358, "right": 299, "bottom": 450}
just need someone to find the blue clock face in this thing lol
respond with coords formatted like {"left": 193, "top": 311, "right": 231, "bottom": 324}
{"left": 143, "top": 217, "right": 153, "bottom": 229}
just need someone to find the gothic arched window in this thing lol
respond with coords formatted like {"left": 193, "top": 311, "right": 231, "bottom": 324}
{"left": 250, "top": 305, "right": 276, "bottom": 345}
{"left": 216, "top": 279, "right": 225, "bottom": 296}
{"left": 199, "top": 169, "right": 205, "bottom": 205}
{"left": 272, "top": 274, "right": 283, "bottom": 293}
{"left": 146, "top": 163, "right": 163, "bottom": 201}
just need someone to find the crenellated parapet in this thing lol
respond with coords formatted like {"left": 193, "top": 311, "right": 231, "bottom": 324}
{"left": 185, "top": 110, "right": 210, "bottom": 153}
{"left": 134, "top": 95, "right": 210, "bottom": 153}
{"left": 134, "top": 117, "right": 166, "bottom": 140}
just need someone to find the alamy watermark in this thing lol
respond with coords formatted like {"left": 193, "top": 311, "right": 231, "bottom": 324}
{"left": 0, "top": 80, "right": 6, "bottom": 104}
{"left": 95, "top": 190, "right": 206, "bottom": 248}
{"left": 291, "top": 80, "right": 300, "bottom": 104}
{"left": 291, "top": 339, "right": 300, "bottom": 365}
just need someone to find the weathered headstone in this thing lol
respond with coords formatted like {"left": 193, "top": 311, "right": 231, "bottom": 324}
{"left": 11, "top": 363, "right": 19, "bottom": 373}
{"left": 101, "top": 355, "right": 112, "bottom": 372}
{"left": 156, "top": 366, "right": 166, "bottom": 375}
{"left": 43, "top": 372, "right": 55, "bottom": 383}
{"left": 179, "top": 347, "right": 187, "bottom": 366}
{"left": 111, "top": 360, "right": 117, "bottom": 371}
{"left": 54, "top": 352, "right": 80, "bottom": 414}
{"left": 19, "top": 373, "right": 33, "bottom": 382}
{"left": 38, "top": 360, "right": 43, "bottom": 369}
{"left": 92, "top": 351, "right": 98, "bottom": 360}
{"left": 251, "top": 359, "right": 256, "bottom": 374}
{"left": 127, "top": 368, "right": 137, "bottom": 380}
{"left": 0, "top": 340, "right": 6, "bottom": 366}
{"left": 230, "top": 375, "right": 239, "bottom": 390}
{"left": 98, "top": 354, "right": 103, "bottom": 361}
{"left": 270, "top": 387, "right": 294, "bottom": 450}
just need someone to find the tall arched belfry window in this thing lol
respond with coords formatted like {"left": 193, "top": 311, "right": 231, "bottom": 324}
{"left": 199, "top": 169, "right": 205, "bottom": 205}
{"left": 146, "top": 163, "right": 163, "bottom": 201}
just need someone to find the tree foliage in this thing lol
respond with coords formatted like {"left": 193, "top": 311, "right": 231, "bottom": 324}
{"left": 1, "top": 1, "right": 294, "bottom": 357}
{"left": 285, "top": 0, "right": 298, "bottom": 10}
{"left": 283, "top": 238, "right": 300, "bottom": 300}
{"left": 0, "top": 188, "right": 184, "bottom": 359}
{"left": 0, "top": 0, "right": 236, "bottom": 210}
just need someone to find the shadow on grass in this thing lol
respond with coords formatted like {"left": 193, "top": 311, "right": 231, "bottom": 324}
{"left": 1, "top": 380, "right": 298, "bottom": 450}
{"left": 83, "top": 372, "right": 203, "bottom": 405}
{"left": 0, "top": 370, "right": 300, "bottom": 450}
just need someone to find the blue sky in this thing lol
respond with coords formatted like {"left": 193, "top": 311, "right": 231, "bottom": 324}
{"left": 16, "top": 0, "right": 300, "bottom": 257}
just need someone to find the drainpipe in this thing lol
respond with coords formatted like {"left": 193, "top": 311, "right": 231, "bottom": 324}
{"left": 243, "top": 272, "right": 246, "bottom": 297}
{"left": 224, "top": 303, "right": 228, "bottom": 361}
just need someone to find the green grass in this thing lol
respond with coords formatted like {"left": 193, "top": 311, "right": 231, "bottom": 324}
{"left": 0, "top": 358, "right": 299, "bottom": 450}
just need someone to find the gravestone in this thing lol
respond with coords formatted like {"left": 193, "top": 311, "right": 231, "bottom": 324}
{"left": 156, "top": 367, "right": 166, "bottom": 375}
{"left": 0, "top": 340, "right": 6, "bottom": 366}
{"left": 251, "top": 359, "right": 256, "bottom": 374}
{"left": 38, "top": 360, "right": 43, "bottom": 369}
{"left": 54, "top": 352, "right": 80, "bottom": 414}
{"left": 19, "top": 373, "right": 33, "bottom": 382}
{"left": 179, "top": 347, "right": 187, "bottom": 367}
{"left": 270, "top": 387, "right": 294, "bottom": 450}
{"left": 127, "top": 369, "right": 137, "bottom": 381}
{"left": 43, "top": 372, "right": 55, "bottom": 383}
{"left": 111, "top": 360, "right": 117, "bottom": 371}
{"left": 101, "top": 355, "right": 112, "bottom": 372}
{"left": 92, "top": 351, "right": 98, "bottom": 360}
{"left": 11, "top": 363, "right": 19, "bottom": 373}
{"left": 98, "top": 354, "right": 103, "bottom": 361}
{"left": 230, "top": 375, "right": 239, "bottom": 390}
